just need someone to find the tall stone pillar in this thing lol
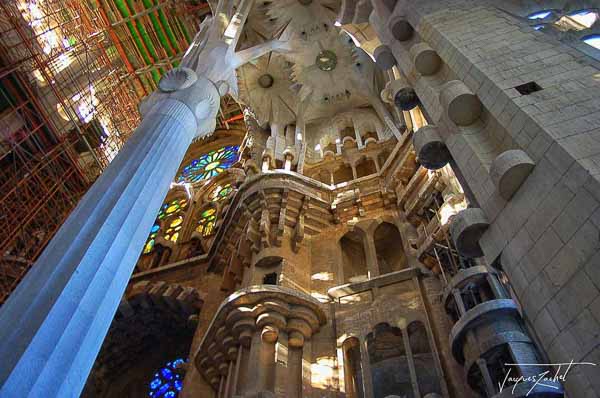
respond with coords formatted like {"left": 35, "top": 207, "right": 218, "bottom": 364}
{"left": 0, "top": 69, "right": 222, "bottom": 397}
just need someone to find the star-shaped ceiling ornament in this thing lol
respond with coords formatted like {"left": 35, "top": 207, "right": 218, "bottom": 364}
{"left": 237, "top": 52, "right": 298, "bottom": 126}
{"left": 236, "top": 1, "right": 287, "bottom": 50}
{"left": 266, "top": 0, "right": 339, "bottom": 41}
{"left": 288, "top": 33, "right": 372, "bottom": 118}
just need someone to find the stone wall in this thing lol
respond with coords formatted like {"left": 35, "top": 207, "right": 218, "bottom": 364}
{"left": 368, "top": 1, "right": 600, "bottom": 395}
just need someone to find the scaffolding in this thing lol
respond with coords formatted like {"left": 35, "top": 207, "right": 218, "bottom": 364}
{"left": 0, "top": 0, "right": 210, "bottom": 305}
{"left": 0, "top": 0, "right": 238, "bottom": 304}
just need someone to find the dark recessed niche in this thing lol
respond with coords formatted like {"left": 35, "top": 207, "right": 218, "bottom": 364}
{"left": 263, "top": 272, "right": 278, "bottom": 285}
{"left": 514, "top": 81, "right": 542, "bottom": 95}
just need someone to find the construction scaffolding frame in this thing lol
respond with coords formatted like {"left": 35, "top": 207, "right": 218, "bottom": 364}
{"left": 0, "top": 0, "right": 144, "bottom": 304}
{"left": 0, "top": 0, "right": 237, "bottom": 305}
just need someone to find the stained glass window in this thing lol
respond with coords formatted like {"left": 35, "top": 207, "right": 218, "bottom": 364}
{"left": 196, "top": 208, "right": 217, "bottom": 236}
{"left": 143, "top": 198, "right": 188, "bottom": 254}
{"left": 209, "top": 183, "right": 234, "bottom": 202}
{"left": 583, "top": 34, "right": 600, "bottom": 50}
{"left": 177, "top": 146, "right": 239, "bottom": 183}
{"left": 568, "top": 10, "right": 598, "bottom": 28}
{"left": 527, "top": 10, "right": 553, "bottom": 19}
{"left": 148, "top": 358, "right": 186, "bottom": 397}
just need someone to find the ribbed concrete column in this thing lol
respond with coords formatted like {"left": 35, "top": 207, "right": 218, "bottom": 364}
{"left": 0, "top": 96, "right": 199, "bottom": 397}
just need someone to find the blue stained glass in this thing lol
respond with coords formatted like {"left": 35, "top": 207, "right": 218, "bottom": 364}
{"left": 161, "top": 367, "right": 174, "bottom": 380}
{"left": 174, "top": 380, "right": 183, "bottom": 391}
{"left": 583, "top": 34, "right": 600, "bottom": 50}
{"left": 569, "top": 10, "right": 591, "bottom": 17}
{"left": 150, "top": 378, "right": 162, "bottom": 389}
{"left": 176, "top": 145, "right": 240, "bottom": 183}
{"left": 155, "top": 383, "right": 171, "bottom": 397}
{"left": 147, "top": 358, "right": 187, "bottom": 397}
{"left": 528, "top": 10, "right": 552, "bottom": 19}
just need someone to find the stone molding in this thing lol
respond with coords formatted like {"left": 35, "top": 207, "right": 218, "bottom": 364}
{"left": 194, "top": 285, "right": 326, "bottom": 387}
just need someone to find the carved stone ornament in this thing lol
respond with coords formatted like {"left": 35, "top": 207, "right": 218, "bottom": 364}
{"left": 158, "top": 67, "right": 198, "bottom": 93}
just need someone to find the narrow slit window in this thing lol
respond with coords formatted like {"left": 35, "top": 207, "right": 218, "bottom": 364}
{"left": 514, "top": 81, "right": 542, "bottom": 95}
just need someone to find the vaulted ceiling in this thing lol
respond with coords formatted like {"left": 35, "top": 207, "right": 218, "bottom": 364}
{"left": 235, "top": 0, "right": 382, "bottom": 127}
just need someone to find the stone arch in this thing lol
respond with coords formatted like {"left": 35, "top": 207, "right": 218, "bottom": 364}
{"left": 83, "top": 281, "right": 203, "bottom": 397}
{"left": 342, "top": 336, "right": 365, "bottom": 398}
{"left": 340, "top": 229, "right": 369, "bottom": 283}
{"left": 373, "top": 222, "right": 407, "bottom": 275}
{"left": 366, "top": 323, "right": 412, "bottom": 398}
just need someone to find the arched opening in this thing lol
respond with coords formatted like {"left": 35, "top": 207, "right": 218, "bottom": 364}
{"left": 83, "top": 284, "right": 201, "bottom": 398}
{"left": 340, "top": 230, "right": 368, "bottom": 283}
{"left": 333, "top": 164, "right": 354, "bottom": 184}
{"left": 408, "top": 321, "right": 441, "bottom": 396}
{"left": 355, "top": 158, "right": 377, "bottom": 178}
{"left": 373, "top": 222, "right": 406, "bottom": 275}
{"left": 342, "top": 337, "right": 365, "bottom": 398}
{"left": 367, "top": 323, "right": 413, "bottom": 398}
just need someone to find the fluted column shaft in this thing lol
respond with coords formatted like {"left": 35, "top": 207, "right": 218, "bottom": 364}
{"left": 0, "top": 98, "right": 197, "bottom": 397}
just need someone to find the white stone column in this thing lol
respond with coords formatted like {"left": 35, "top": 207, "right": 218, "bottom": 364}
{"left": 0, "top": 67, "right": 221, "bottom": 397}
